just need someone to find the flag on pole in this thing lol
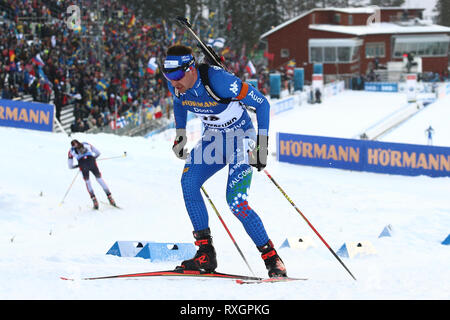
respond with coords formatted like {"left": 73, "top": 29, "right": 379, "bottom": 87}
{"left": 25, "top": 71, "right": 36, "bottom": 85}
{"left": 245, "top": 60, "right": 256, "bottom": 76}
{"left": 96, "top": 79, "right": 109, "bottom": 91}
{"left": 37, "top": 66, "right": 52, "bottom": 88}
{"left": 207, "top": 37, "right": 225, "bottom": 48}
{"left": 9, "top": 50, "right": 15, "bottom": 62}
{"left": 147, "top": 57, "right": 158, "bottom": 74}
{"left": 110, "top": 116, "right": 128, "bottom": 130}
{"left": 127, "top": 14, "right": 136, "bottom": 28}
{"left": 153, "top": 106, "right": 163, "bottom": 119}
{"left": 226, "top": 16, "right": 232, "bottom": 31}
{"left": 264, "top": 51, "right": 275, "bottom": 61}
{"left": 116, "top": 116, "right": 128, "bottom": 128}
{"left": 32, "top": 54, "right": 45, "bottom": 66}
{"left": 109, "top": 118, "right": 116, "bottom": 130}
{"left": 221, "top": 47, "right": 230, "bottom": 56}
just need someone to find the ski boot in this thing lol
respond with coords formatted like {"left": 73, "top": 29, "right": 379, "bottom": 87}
{"left": 91, "top": 195, "right": 99, "bottom": 210}
{"left": 107, "top": 193, "right": 116, "bottom": 207}
{"left": 258, "top": 240, "right": 287, "bottom": 278}
{"left": 177, "top": 228, "right": 217, "bottom": 273}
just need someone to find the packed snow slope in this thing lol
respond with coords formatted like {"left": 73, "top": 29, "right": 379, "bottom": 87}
{"left": 0, "top": 90, "right": 449, "bottom": 300}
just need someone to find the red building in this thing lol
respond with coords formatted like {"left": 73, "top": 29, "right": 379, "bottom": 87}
{"left": 260, "top": 7, "right": 450, "bottom": 82}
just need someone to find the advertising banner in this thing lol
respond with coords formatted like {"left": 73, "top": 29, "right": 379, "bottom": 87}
{"left": 437, "top": 82, "right": 450, "bottom": 100}
{"left": 312, "top": 74, "right": 324, "bottom": 92}
{"left": 364, "top": 82, "right": 399, "bottom": 92}
{"left": 0, "top": 99, "right": 54, "bottom": 132}
{"left": 270, "top": 96, "right": 295, "bottom": 117}
{"left": 406, "top": 74, "right": 417, "bottom": 102}
{"left": 277, "top": 132, "right": 450, "bottom": 178}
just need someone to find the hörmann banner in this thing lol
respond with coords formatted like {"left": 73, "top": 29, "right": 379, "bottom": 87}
{"left": 277, "top": 133, "right": 450, "bottom": 178}
{"left": 0, "top": 99, "right": 54, "bottom": 132}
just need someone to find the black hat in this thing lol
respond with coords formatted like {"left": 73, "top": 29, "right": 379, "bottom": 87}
{"left": 71, "top": 139, "right": 81, "bottom": 147}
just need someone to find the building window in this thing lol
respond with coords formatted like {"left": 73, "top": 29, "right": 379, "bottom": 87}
{"left": 348, "top": 15, "right": 353, "bottom": 25}
{"left": 334, "top": 13, "right": 341, "bottom": 24}
{"left": 338, "top": 47, "right": 351, "bottom": 62}
{"left": 392, "top": 35, "right": 449, "bottom": 58}
{"left": 324, "top": 47, "right": 336, "bottom": 62}
{"left": 365, "top": 42, "right": 386, "bottom": 58}
{"left": 309, "top": 38, "right": 363, "bottom": 64}
{"left": 280, "top": 48, "right": 290, "bottom": 58}
{"left": 310, "top": 47, "right": 323, "bottom": 63}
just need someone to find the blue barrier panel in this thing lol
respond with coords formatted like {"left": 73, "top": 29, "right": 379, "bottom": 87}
{"left": 277, "top": 133, "right": 365, "bottom": 172}
{"left": 378, "top": 225, "right": 393, "bottom": 238}
{"left": 313, "top": 63, "right": 323, "bottom": 74}
{"left": 106, "top": 241, "right": 151, "bottom": 257}
{"left": 135, "top": 242, "right": 196, "bottom": 262}
{"left": 277, "top": 133, "right": 450, "bottom": 178}
{"left": 442, "top": 234, "right": 450, "bottom": 245}
{"left": 364, "top": 82, "right": 399, "bottom": 92}
{"left": 271, "top": 96, "right": 295, "bottom": 116}
{"left": 294, "top": 68, "right": 304, "bottom": 91}
{"left": 336, "top": 243, "right": 350, "bottom": 258}
{"left": 270, "top": 73, "right": 281, "bottom": 98}
{"left": 365, "top": 140, "right": 450, "bottom": 177}
{"left": 0, "top": 99, "right": 54, "bottom": 132}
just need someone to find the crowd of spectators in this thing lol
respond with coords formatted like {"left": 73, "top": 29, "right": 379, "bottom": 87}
{"left": 0, "top": 0, "right": 173, "bottom": 132}
{"left": 1, "top": 0, "right": 272, "bottom": 134}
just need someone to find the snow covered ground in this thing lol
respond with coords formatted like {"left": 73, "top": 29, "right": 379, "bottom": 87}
{"left": 0, "top": 90, "right": 449, "bottom": 302}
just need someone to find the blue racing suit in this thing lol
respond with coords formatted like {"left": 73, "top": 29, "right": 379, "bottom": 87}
{"left": 169, "top": 65, "right": 271, "bottom": 247}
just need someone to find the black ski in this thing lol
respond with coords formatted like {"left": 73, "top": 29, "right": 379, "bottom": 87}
{"left": 60, "top": 268, "right": 262, "bottom": 281}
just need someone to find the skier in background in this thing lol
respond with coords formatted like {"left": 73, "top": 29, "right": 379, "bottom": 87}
{"left": 68, "top": 139, "right": 116, "bottom": 209}
{"left": 425, "top": 125, "right": 434, "bottom": 145}
{"left": 315, "top": 88, "right": 322, "bottom": 103}
{"left": 163, "top": 44, "right": 287, "bottom": 278}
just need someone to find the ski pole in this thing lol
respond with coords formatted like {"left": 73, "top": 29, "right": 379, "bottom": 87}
{"left": 59, "top": 170, "right": 80, "bottom": 206}
{"left": 263, "top": 169, "right": 357, "bottom": 281}
{"left": 97, "top": 151, "right": 127, "bottom": 161}
{"left": 201, "top": 186, "right": 257, "bottom": 277}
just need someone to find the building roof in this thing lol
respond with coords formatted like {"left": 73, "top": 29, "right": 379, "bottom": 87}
{"left": 260, "top": 9, "right": 313, "bottom": 39}
{"left": 260, "top": 7, "right": 429, "bottom": 39}
{"left": 309, "top": 22, "right": 450, "bottom": 36}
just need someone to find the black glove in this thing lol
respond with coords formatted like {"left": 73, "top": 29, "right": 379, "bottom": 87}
{"left": 172, "top": 129, "right": 188, "bottom": 160}
{"left": 248, "top": 135, "right": 268, "bottom": 172}
{"left": 72, "top": 164, "right": 79, "bottom": 169}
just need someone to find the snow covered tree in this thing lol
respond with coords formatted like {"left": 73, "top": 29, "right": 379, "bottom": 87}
{"left": 223, "top": 0, "right": 283, "bottom": 52}
{"left": 279, "top": 0, "right": 318, "bottom": 19}
{"left": 126, "top": 0, "right": 186, "bottom": 21}
{"left": 434, "top": 0, "right": 450, "bottom": 26}
{"left": 369, "top": 0, "right": 405, "bottom": 7}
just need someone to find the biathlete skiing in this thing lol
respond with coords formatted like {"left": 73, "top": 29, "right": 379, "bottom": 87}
{"left": 163, "top": 44, "right": 287, "bottom": 278}
{"left": 68, "top": 139, "right": 116, "bottom": 209}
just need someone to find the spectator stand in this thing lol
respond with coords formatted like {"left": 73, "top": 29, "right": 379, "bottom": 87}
{"left": 1, "top": 0, "right": 278, "bottom": 138}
